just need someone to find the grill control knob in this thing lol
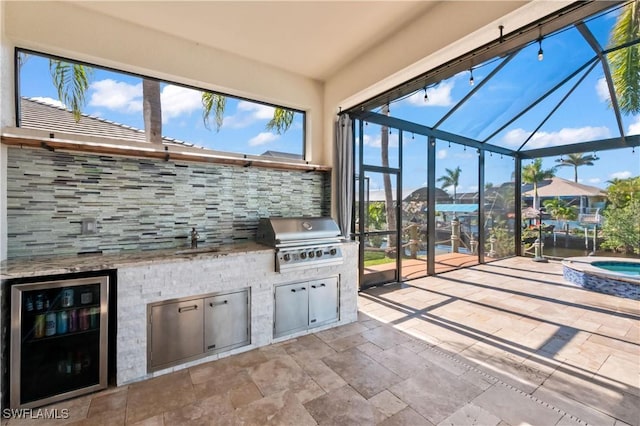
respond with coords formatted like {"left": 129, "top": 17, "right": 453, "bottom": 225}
{"left": 329, "top": 248, "right": 337, "bottom": 256}
{"left": 308, "top": 251, "right": 315, "bottom": 258}
{"left": 283, "top": 253, "right": 291, "bottom": 262}
{"left": 300, "top": 252, "right": 307, "bottom": 259}
{"left": 316, "top": 250, "right": 323, "bottom": 258}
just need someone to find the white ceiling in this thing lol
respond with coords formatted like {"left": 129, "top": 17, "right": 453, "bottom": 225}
{"left": 70, "top": 1, "right": 442, "bottom": 81}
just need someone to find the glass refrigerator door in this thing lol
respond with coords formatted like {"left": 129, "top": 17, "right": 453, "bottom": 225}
{"left": 11, "top": 276, "right": 109, "bottom": 408}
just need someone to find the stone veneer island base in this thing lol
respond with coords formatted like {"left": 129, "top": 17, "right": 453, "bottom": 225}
{"left": 115, "top": 242, "right": 358, "bottom": 385}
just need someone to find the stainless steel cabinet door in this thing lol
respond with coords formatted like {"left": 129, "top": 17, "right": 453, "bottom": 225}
{"left": 150, "top": 298, "right": 203, "bottom": 369}
{"left": 204, "top": 290, "right": 249, "bottom": 353}
{"left": 274, "top": 282, "right": 308, "bottom": 338}
{"left": 308, "top": 277, "right": 339, "bottom": 327}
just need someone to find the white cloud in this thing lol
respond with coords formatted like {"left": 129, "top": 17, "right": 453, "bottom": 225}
{"left": 249, "top": 132, "right": 279, "bottom": 146}
{"left": 596, "top": 77, "right": 610, "bottom": 103}
{"left": 30, "top": 97, "right": 66, "bottom": 109}
{"left": 436, "top": 149, "right": 447, "bottom": 159}
{"left": 224, "top": 101, "right": 275, "bottom": 129}
{"left": 237, "top": 101, "right": 274, "bottom": 119}
{"left": 588, "top": 178, "right": 601, "bottom": 185}
{"left": 362, "top": 132, "right": 399, "bottom": 148}
{"left": 610, "top": 171, "right": 632, "bottom": 180}
{"left": 406, "top": 81, "right": 455, "bottom": 107}
{"left": 160, "top": 85, "right": 202, "bottom": 121}
{"left": 629, "top": 116, "right": 640, "bottom": 134}
{"left": 89, "top": 79, "right": 142, "bottom": 113}
{"left": 502, "top": 126, "right": 611, "bottom": 149}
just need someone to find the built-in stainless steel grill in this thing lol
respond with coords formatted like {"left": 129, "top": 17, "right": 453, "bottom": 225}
{"left": 256, "top": 217, "right": 344, "bottom": 272}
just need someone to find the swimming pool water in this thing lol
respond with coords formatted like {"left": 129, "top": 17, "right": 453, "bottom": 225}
{"left": 592, "top": 262, "right": 640, "bottom": 277}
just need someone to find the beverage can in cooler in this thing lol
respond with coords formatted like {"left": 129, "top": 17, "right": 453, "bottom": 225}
{"left": 34, "top": 314, "right": 45, "bottom": 338}
{"left": 79, "top": 308, "right": 89, "bottom": 331}
{"left": 45, "top": 312, "right": 56, "bottom": 336}
{"left": 68, "top": 309, "right": 78, "bottom": 332}
{"left": 57, "top": 311, "right": 68, "bottom": 334}
{"left": 89, "top": 307, "right": 99, "bottom": 329}
{"left": 80, "top": 291, "right": 93, "bottom": 305}
{"left": 35, "top": 294, "right": 44, "bottom": 311}
{"left": 61, "top": 288, "right": 74, "bottom": 307}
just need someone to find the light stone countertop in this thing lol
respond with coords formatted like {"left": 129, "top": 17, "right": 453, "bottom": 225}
{"left": 1, "top": 242, "right": 273, "bottom": 280}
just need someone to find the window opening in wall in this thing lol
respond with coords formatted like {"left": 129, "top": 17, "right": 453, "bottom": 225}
{"left": 15, "top": 49, "right": 306, "bottom": 161}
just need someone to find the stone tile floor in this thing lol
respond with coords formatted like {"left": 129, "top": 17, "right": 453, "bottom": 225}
{"left": 3, "top": 257, "right": 639, "bottom": 425}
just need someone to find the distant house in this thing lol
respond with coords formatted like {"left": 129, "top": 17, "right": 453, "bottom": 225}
{"left": 522, "top": 177, "right": 607, "bottom": 214}
{"left": 259, "top": 150, "right": 303, "bottom": 160}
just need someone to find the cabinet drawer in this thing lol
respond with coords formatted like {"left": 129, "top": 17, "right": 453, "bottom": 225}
{"left": 150, "top": 298, "right": 204, "bottom": 369}
{"left": 204, "top": 290, "right": 249, "bottom": 353}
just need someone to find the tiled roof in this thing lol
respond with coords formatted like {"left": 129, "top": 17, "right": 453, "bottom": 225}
{"left": 19, "top": 97, "right": 195, "bottom": 147}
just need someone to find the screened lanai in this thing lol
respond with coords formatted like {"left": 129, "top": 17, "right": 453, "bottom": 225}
{"left": 346, "top": 1, "right": 640, "bottom": 288}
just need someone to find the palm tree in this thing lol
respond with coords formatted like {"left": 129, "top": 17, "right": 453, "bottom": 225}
{"left": 555, "top": 153, "right": 598, "bottom": 182}
{"left": 522, "top": 158, "right": 556, "bottom": 210}
{"left": 608, "top": 0, "right": 640, "bottom": 115}
{"left": 437, "top": 166, "right": 462, "bottom": 204}
{"left": 380, "top": 103, "right": 397, "bottom": 256}
{"left": 43, "top": 56, "right": 294, "bottom": 141}
{"left": 142, "top": 79, "right": 162, "bottom": 144}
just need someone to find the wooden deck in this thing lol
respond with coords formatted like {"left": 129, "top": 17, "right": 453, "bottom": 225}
{"left": 365, "top": 252, "right": 483, "bottom": 281}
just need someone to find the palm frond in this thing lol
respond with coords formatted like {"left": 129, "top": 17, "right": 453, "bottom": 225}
{"left": 201, "top": 92, "right": 227, "bottom": 132}
{"left": 608, "top": 0, "right": 640, "bottom": 115}
{"left": 266, "top": 108, "right": 294, "bottom": 134}
{"left": 49, "top": 60, "right": 92, "bottom": 122}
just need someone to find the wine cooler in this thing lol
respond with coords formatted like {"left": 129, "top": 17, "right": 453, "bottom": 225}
{"left": 10, "top": 275, "right": 109, "bottom": 408}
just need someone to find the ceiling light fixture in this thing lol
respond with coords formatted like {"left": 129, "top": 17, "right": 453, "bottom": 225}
{"left": 537, "top": 38, "right": 544, "bottom": 61}
{"left": 469, "top": 68, "right": 475, "bottom": 86}
{"left": 423, "top": 87, "right": 428, "bottom": 102}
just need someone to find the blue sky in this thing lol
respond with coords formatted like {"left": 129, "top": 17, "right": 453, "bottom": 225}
{"left": 19, "top": 53, "right": 305, "bottom": 158}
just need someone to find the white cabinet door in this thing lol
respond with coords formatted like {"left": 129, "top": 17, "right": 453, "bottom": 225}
{"left": 308, "top": 277, "right": 339, "bottom": 327}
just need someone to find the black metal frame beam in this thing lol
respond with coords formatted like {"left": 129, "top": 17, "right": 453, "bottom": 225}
{"left": 349, "top": 110, "right": 515, "bottom": 157}
{"left": 427, "top": 136, "right": 436, "bottom": 275}
{"left": 520, "top": 134, "right": 640, "bottom": 159}
{"left": 576, "top": 22, "right": 626, "bottom": 142}
{"left": 478, "top": 149, "right": 486, "bottom": 264}
{"left": 514, "top": 155, "right": 523, "bottom": 256}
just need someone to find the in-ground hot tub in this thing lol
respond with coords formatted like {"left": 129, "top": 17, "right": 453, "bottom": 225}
{"left": 562, "top": 257, "right": 640, "bottom": 300}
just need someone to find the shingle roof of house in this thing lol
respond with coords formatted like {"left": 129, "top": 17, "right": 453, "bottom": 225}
{"left": 19, "top": 97, "right": 195, "bottom": 147}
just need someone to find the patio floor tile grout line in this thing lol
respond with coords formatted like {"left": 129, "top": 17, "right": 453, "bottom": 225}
{"left": 413, "top": 339, "right": 593, "bottom": 426}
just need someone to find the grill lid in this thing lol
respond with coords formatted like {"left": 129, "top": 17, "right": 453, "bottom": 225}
{"left": 256, "top": 217, "right": 342, "bottom": 247}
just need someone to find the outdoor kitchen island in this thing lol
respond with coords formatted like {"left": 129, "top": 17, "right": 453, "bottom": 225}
{"left": 1, "top": 240, "right": 358, "bottom": 390}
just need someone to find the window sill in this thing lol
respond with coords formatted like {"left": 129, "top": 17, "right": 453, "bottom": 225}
{"left": 1, "top": 128, "right": 330, "bottom": 173}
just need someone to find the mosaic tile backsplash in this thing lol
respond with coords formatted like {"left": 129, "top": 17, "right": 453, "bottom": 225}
{"left": 7, "top": 147, "right": 331, "bottom": 258}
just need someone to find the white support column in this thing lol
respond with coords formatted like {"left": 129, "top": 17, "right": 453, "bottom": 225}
{"left": 0, "top": 24, "right": 15, "bottom": 261}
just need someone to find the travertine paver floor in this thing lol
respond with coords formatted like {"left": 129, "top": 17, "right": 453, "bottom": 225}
{"left": 3, "top": 257, "right": 639, "bottom": 425}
